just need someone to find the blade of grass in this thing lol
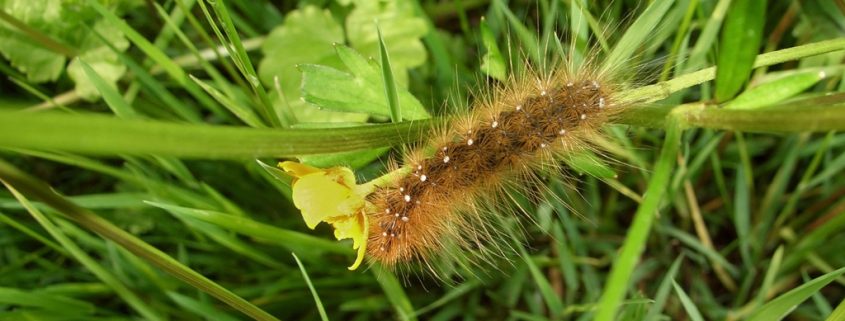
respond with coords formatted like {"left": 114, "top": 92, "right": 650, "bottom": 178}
{"left": 715, "top": 0, "right": 766, "bottom": 102}
{"left": 747, "top": 266, "right": 845, "bottom": 321}
{"left": 145, "top": 201, "right": 348, "bottom": 255}
{"left": 377, "top": 26, "right": 401, "bottom": 123}
{"left": 84, "top": 0, "right": 227, "bottom": 119}
{"left": 0, "top": 110, "right": 435, "bottom": 158}
{"left": 825, "top": 298, "right": 845, "bottom": 321}
{"left": 292, "top": 253, "right": 329, "bottom": 321}
{"left": 372, "top": 264, "right": 417, "bottom": 321}
{"left": 3, "top": 184, "right": 165, "bottom": 321}
{"left": 672, "top": 280, "right": 705, "bottom": 321}
{"left": 601, "top": 0, "right": 675, "bottom": 72}
{"left": 0, "top": 160, "right": 280, "bottom": 321}
{"left": 594, "top": 117, "right": 682, "bottom": 321}
{"left": 198, "top": 0, "right": 282, "bottom": 127}
{"left": 643, "top": 255, "right": 684, "bottom": 321}
{"left": 77, "top": 59, "right": 137, "bottom": 118}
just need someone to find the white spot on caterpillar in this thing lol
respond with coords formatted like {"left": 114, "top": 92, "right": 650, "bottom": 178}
{"left": 516, "top": 104, "right": 522, "bottom": 111}
{"left": 417, "top": 165, "right": 422, "bottom": 170}
{"left": 390, "top": 233, "right": 395, "bottom": 237}
{"left": 404, "top": 194, "right": 411, "bottom": 202}
{"left": 382, "top": 232, "right": 387, "bottom": 236}
{"left": 599, "top": 97, "right": 605, "bottom": 108}
{"left": 395, "top": 213, "right": 399, "bottom": 217}
{"left": 467, "top": 139, "right": 474, "bottom": 146}
{"left": 491, "top": 120, "right": 499, "bottom": 128}
{"left": 559, "top": 129, "right": 566, "bottom": 135}
{"left": 400, "top": 187, "right": 405, "bottom": 192}
{"left": 380, "top": 246, "right": 385, "bottom": 251}
{"left": 566, "top": 82, "right": 573, "bottom": 87}
{"left": 540, "top": 90, "right": 547, "bottom": 96}
{"left": 442, "top": 146, "right": 448, "bottom": 151}
{"left": 592, "top": 80, "right": 599, "bottom": 89}
{"left": 819, "top": 71, "right": 827, "bottom": 78}
{"left": 580, "top": 114, "right": 587, "bottom": 120}
{"left": 443, "top": 156, "right": 450, "bottom": 163}
{"left": 540, "top": 143, "right": 547, "bottom": 148}
{"left": 385, "top": 208, "right": 391, "bottom": 213}
{"left": 401, "top": 216, "right": 409, "bottom": 222}
{"left": 420, "top": 175, "right": 427, "bottom": 182}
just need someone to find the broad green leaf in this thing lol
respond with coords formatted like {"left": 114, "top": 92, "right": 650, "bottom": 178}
{"left": 258, "top": 6, "right": 343, "bottom": 89}
{"left": 345, "top": 0, "right": 428, "bottom": 85}
{"left": 0, "top": 0, "right": 130, "bottom": 98}
{"left": 300, "top": 45, "right": 429, "bottom": 120}
{"left": 0, "top": 0, "right": 67, "bottom": 82}
{"left": 715, "top": 0, "right": 766, "bottom": 102}
{"left": 66, "top": 19, "right": 129, "bottom": 101}
{"left": 258, "top": 5, "right": 369, "bottom": 125}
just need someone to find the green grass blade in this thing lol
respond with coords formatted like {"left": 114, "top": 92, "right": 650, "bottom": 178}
{"left": 825, "top": 298, "right": 845, "bottom": 321}
{"left": 372, "top": 264, "right": 417, "bottom": 321}
{"left": 643, "top": 255, "right": 684, "bottom": 321}
{"left": 0, "top": 160, "right": 280, "bottom": 321}
{"left": 378, "top": 26, "right": 401, "bottom": 123}
{"left": 601, "top": 0, "right": 675, "bottom": 72}
{"left": 0, "top": 110, "right": 434, "bottom": 158}
{"left": 201, "top": 0, "right": 282, "bottom": 127}
{"left": 166, "top": 291, "right": 241, "bottom": 321}
{"left": 748, "top": 266, "right": 845, "bottom": 321}
{"left": 292, "top": 253, "right": 330, "bottom": 321}
{"left": 3, "top": 185, "right": 164, "bottom": 321}
{"left": 594, "top": 118, "right": 682, "bottom": 321}
{"left": 671, "top": 280, "right": 704, "bottom": 321}
{"left": 715, "top": 0, "right": 766, "bottom": 102}
{"left": 145, "top": 201, "right": 349, "bottom": 255}
{"left": 77, "top": 59, "right": 136, "bottom": 118}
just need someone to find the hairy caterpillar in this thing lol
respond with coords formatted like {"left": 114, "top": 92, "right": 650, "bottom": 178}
{"left": 364, "top": 56, "right": 630, "bottom": 275}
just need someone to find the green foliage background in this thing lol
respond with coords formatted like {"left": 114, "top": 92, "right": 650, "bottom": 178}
{"left": 1, "top": 0, "right": 845, "bottom": 320}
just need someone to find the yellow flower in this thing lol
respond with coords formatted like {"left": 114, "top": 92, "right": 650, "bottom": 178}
{"left": 279, "top": 161, "right": 372, "bottom": 270}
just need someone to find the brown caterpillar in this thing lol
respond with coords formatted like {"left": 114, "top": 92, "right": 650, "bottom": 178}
{"left": 365, "top": 63, "right": 626, "bottom": 273}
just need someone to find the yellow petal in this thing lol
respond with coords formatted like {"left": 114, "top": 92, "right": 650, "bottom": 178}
{"left": 279, "top": 161, "right": 371, "bottom": 270}
{"left": 290, "top": 171, "right": 352, "bottom": 229}
{"left": 326, "top": 210, "right": 368, "bottom": 270}
{"left": 279, "top": 161, "right": 322, "bottom": 178}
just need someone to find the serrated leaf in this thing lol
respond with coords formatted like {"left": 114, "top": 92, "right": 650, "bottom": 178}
{"left": 345, "top": 0, "right": 428, "bottom": 86}
{"left": 259, "top": 5, "right": 369, "bottom": 125}
{"left": 300, "top": 45, "right": 429, "bottom": 120}
{"left": 0, "top": 0, "right": 130, "bottom": 99}
{"left": 67, "top": 19, "right": 129, "bottom": 101}
{"left": 0, "top": 0, "right": 67, "bottom": 82}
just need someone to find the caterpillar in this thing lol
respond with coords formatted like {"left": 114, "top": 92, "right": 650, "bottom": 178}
{"left": 364, "top": 57, "right": 629, "bottom": 275}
